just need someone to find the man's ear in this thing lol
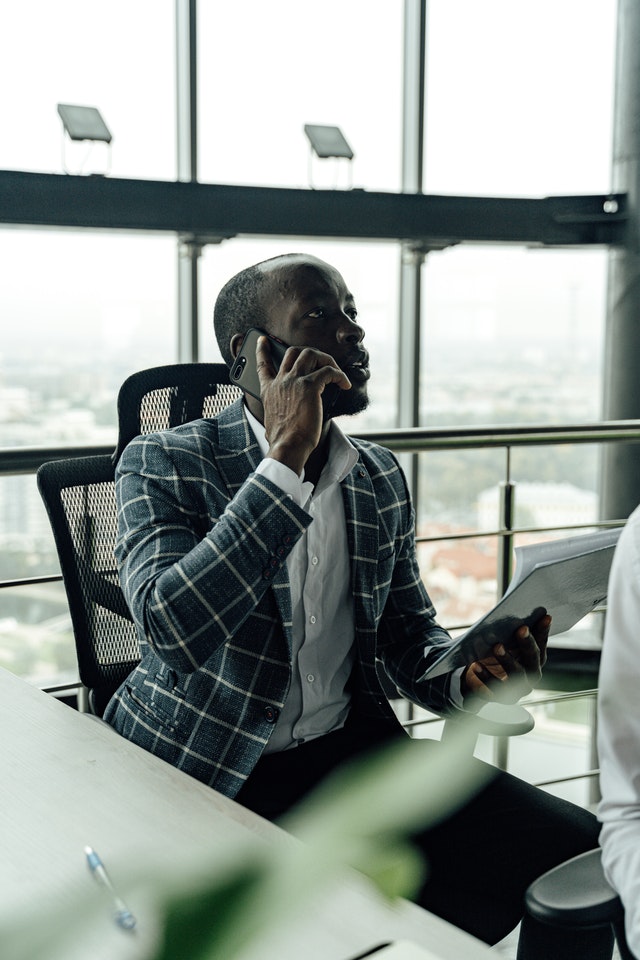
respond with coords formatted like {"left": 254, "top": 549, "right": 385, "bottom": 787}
{"left": 230, "top": 334, "right": 244, "bottom": 360}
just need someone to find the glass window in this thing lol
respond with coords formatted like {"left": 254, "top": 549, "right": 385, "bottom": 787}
{"left": 420, "top": 246, "right": 608, "bottom": 428}
{"left": 0, "top": 1, "right": 176, "bottom": 180}
{"left": 0, "top": 230, "right": 177, "bottom": 448}
{"left": 0, "top": 581, "right": 76, "bottom": 688}
{"left": 199, "top": 239, "right": 400, "bottom": 430}
{"left": 425, "top": 0, "right": 617, "bottom": 196}
{"left": 0, "top": 229, "right": 177, "bottom": 687}
{"left": 0, "top": 470, "right": 75, "bottom": 687}
{"left": 197, "top": 1, "right": 403, "bottom": 192}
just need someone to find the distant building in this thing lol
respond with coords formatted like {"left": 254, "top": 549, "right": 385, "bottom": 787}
{"left": 476, "top": 481, "right": 597, "bottom": 532}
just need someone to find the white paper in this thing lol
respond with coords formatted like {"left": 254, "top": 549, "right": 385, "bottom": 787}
{"left": 422, "top": 526, "right": 622, "bottom": 679}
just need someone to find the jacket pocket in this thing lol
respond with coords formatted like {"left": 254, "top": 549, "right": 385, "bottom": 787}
{"left": 122, "top": 683, "right": 189, "bottom": 737}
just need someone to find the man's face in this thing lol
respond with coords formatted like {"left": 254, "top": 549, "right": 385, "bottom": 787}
{"left": 261, "top": 257, "right": 370, "bottom": 418}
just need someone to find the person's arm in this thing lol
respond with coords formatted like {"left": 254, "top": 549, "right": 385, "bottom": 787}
{"left": 115, "top": 431, "right": 312, "bottom": 674}
{"left": 598, "top": 509, "right": 640, "bottom": 958}
{"left": 116, "top": 342, "right": 351, "bottom": 676}
{"left": 376, "top": 460, "right": 548, "bottom": 714}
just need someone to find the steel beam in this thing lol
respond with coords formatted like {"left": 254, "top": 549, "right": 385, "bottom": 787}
{"left": 0, "top": 170, "right": 627, "bottom": 248}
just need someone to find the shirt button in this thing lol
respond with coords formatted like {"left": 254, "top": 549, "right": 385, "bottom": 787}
{"left": 309, "top": 615, "right": 316, "bottom": 624}
{"left": 264, "top": 706, "right": 279, "bottom": 723}
{"left": 311, "top": 556, "right": 319, "bottom": 565}
{"left": 306, "top": 674, "right": 315, "bottom": 683}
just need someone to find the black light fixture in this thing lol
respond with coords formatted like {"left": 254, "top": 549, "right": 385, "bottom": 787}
{"left": 57, "top": 103, "right": 112, "bottom": 174}
{"left": 303, "top": 124, "right": 354, "bottom": 188}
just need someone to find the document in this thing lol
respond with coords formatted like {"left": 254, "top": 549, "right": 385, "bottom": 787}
{"left": 422, "top": 525, "right": 622, "bottom": 679}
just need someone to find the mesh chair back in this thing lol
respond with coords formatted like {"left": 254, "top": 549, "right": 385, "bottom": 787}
{"left": 38, "top": 363, "right": 240, "bottom": 715}
{"left": 37, "top": 455, "right": 138, "bottom": 716}
{"left": 114, "top": 362, "right": 239, "bottom": 462}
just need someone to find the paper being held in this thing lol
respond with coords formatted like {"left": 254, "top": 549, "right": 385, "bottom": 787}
{"left": 422, "top": 526, "right": 622, "bottom": 680}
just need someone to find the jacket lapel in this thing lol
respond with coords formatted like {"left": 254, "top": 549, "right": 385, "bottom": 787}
{"left": 213, "top": 398, "right": 263, "bottom": 495}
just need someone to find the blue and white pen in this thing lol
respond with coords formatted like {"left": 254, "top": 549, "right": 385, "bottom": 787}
{"left": 84, "top": 846, "right": 137, "bottom": 931}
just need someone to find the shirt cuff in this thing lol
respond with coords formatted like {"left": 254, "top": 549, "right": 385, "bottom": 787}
{"left": 255, "top": 457, "right": 311, "bottom": 507}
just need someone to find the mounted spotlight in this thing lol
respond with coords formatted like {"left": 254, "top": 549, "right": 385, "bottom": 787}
{"left": 303, "top": 124, "right": 354, "bottom": 189}
{"left": 57, "top": 103, "right": 113, "bottom": 175}
{"left": 304, "top": 124, "right": 354, "bottom": 160}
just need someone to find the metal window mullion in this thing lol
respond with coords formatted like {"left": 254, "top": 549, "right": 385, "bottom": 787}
{"left": 398, "top": 0, "right": 428, "bottom": 503}
{"left": 176, "top": 0, "right": 199, "bottom": 362}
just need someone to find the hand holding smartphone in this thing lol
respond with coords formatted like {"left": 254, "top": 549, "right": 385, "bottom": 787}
{"left": 229, "top": 327, "right": 340, "bottom": 415}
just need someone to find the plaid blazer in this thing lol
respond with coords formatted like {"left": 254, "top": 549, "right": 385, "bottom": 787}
{"left": 104, "top": 398, "right": 459, "bottom": 797}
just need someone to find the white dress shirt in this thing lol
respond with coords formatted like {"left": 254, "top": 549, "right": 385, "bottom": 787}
{"left": 245, "top": 406, "right": 359, "bottom": 752}
{"left": 598, "top": 504, "right": 640, "bottom": 958}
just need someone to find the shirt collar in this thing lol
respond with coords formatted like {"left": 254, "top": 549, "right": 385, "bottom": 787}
{"left": 243, "top": 403, "right": 358, "bottom": 485}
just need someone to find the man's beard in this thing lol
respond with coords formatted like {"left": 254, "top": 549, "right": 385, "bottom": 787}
{"left": 326, "top": 387, "right": 370, "bottom": 420}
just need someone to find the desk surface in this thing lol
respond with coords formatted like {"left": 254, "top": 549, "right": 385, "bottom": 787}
{"left": 0, "top": 669, "right": 494, "bottom": 960}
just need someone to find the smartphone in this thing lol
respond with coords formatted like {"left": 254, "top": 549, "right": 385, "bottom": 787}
{"left": 229, "top": 328, "right": 288, "bottom": 402}
{"left": 229, "top": 326, "right": 340, "bottom": 414}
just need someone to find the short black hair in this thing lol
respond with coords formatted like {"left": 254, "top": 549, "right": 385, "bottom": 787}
{"left": 213, "top": 262, "right": 270, "bottom": 368}
{"left": 213, "top": 253, "right": 322, "bottom": 367}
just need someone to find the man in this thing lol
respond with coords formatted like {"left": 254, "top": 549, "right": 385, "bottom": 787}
{"left": 598, "top": 503, "right": 640, "bottom": 958}
{"left": 105, "top": 253, "right": 611, "bottom": 958}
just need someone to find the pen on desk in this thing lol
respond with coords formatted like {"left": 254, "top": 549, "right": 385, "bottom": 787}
{"left": 84, "top": 845, "right": 137, "bottom": 931}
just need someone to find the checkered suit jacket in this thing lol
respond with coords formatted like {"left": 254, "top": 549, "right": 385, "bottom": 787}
{"left": 103, "top": 398, "right": 459, "bottom": 797}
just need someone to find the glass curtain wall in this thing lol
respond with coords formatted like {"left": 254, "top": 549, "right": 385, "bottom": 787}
{"left": 0, "top": 0, "right": 177, "bottom": 685}
{"left": 0, "top": 0, "right": 619, "bottom": 726}
{"left": 416, "top": 0, "right": 616, "bottom": 616}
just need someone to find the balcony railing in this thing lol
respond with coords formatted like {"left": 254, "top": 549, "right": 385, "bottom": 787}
{"left": 2, "top": 420, "right": 639, "bottom": 796}
{"left": 2, "top": 418, "right": 638, "bottom": 650}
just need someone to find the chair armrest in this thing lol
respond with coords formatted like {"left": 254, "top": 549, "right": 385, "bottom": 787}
{"left": 472, "top": 701, "right": 535, "bottom": 738}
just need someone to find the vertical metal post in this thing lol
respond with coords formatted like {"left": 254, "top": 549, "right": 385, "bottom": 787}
{"left": 494, "top": 471, "right": 516, "bottom": 769}
{"left": 497, "top": 477, "right": 516, "bottom": 598}
{"left": 588, "top": 697, "right": 601, "bottom": 806}
{"left": 601, "top": 0, "right": 640, "bottom": 522}
{"left": 398, "top": 0, "right": 428, "bottom": 502}
{"left": 398, "top": 248, "right": 424, "bottom": 499}
{"left": 176, "top": 0, "right": 200, "bottom": 362}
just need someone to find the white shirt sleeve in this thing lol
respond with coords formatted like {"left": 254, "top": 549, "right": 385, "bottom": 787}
{"left": 597, "top": 505, "right": 640, "bottom": 959}
{"left": 254, "top": 457, "right": 313, "bottom": 508}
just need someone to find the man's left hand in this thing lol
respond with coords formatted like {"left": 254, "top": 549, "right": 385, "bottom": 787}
{"left": 462, "top": 613, "right": 551, "bottom": 703}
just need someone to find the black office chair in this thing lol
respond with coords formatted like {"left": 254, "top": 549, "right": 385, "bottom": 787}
{"left": 37, "top": 363, "right": 239, "bottom": 715}
{"left": 113, "top": 362, "right": 241, "bottom": 464}
{"left": 525, "top": 847, "right": 634, "bottom": 960}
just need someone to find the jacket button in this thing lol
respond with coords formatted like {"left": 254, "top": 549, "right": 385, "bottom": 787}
{"left": 264, "top": 706, "right": 279, "bottom": 723}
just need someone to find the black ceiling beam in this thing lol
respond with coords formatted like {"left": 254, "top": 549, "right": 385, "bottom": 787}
{"left": 0, "top": 169, "right": 627, "bottom": 248}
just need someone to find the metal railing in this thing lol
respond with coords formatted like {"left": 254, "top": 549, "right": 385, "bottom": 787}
{"left": 2, "top": 419, "right": 639, "bottom": 792}
{"left": 2, "top": 418, "right": 638, "bottom": 642}
{"left": 3, "top": 419, "right": 637, "bottom": 606}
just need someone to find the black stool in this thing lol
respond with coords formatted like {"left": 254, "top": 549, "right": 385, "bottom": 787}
{"left": 525, "top": 848, "right": 634, "bottom": 960}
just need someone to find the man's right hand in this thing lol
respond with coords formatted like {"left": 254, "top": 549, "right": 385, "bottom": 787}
{"left": 256, "top": 336, "right": 351, "bottom": 475}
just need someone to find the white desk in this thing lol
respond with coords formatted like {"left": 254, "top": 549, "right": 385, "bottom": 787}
{"left": 0, "top": 668, "right": 494, "bottom": 960}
